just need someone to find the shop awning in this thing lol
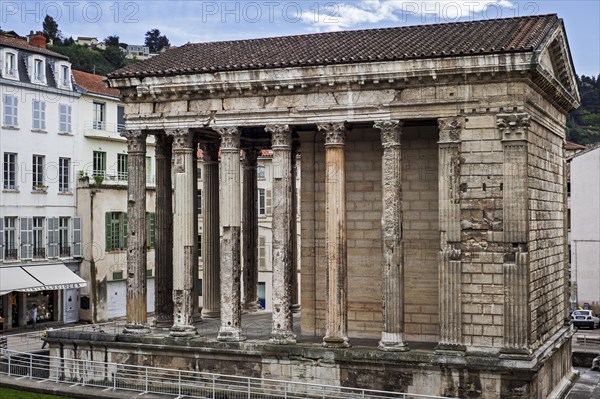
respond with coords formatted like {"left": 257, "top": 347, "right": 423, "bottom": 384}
{"left": 0, "top": 264, "right": 86, "bottom": 296}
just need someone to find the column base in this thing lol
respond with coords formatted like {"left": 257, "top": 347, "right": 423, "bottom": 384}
{"left": 123, "top": 324, "right": 151, "bottom": 335}
{"left": 201, "top": 308, "right": 221, "bottom": 319}
{"left": 323, "top": 335, "right": 351, "bottom": 348}
{"left": 217, "top": 326, "right": 246, "bottom": 342}
{"left": 499, "top": 347, "right": 533, "bottom": 360}
{"left": 169, "top": 325, "right": 198, "bottom": 338}
{"left": 291, "top": 304, "right": 301, "bottom": 313}
{"left": 378, "top": 340, "right": 409, "bottom": 352}
{"left": 434, "top": 343, "right": 467, "bottom": 355}
{"left": 242, "top": 301, "right": 262, "bottom": 312}
{"left": 192, "top": 311, "right": 203, "bottom": 323}
{"left": 270, "top": 329, "right": 297, "bottom": 345}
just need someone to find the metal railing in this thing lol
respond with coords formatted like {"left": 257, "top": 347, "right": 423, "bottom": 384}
{"left": 0, "top": 348, "right": 450, "bottom": 399}
{"left": 84, "top": 121, "right": 125, "bottom": 134}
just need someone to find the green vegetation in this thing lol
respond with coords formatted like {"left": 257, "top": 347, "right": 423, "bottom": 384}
{"left": 568, "top": 75, "right": 600, "bottom": 145}
{"left": 0, "top": 387, "right": 75, "bottom": 399}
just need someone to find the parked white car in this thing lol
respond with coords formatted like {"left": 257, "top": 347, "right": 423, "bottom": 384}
{"left": 571, "top": 310, "right": 600, "bottom": 329}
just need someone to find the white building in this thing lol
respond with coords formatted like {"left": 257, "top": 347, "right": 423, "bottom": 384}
{"left": 570, "top": 145, "right": 600, "bottom": 311}
{"left": 0, "top": 33, "right": 86, "bottom": 330}
{"left": 72, "top": 70, "right": 156, "bottom": 322}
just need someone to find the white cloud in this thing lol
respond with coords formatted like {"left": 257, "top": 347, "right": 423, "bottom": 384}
{"left": 302, "top": 0, "right": 516, "bottom": 31}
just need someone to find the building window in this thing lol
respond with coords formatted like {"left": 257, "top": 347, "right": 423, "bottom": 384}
{"left": 117, "top": 154, "right": 128, "bottom": 181}
{"left": 32, "top": 100, "right": 46, "bottom": 130}
{"left": 259, "top": 236, "right": 266, "bottom": 269}
{"left": 61, "top": 65, "right": 69, "bottom": 86}
{"left": 198, "top": 234, "right": 202, "bottom": 258}
{"left": 106, "top": 212, "right": 127, "bottom": 251}
{"left": 59, "top": 104, "right": 72, "bottom": 133}
{"left": 32, "top": 155, "right": 45, "bottom": 189}
{"left": 257, "top": 165, "right": 266, "bottom": 179}
{"left": 258, "top": 188, "right": 272, "bottom": 216}
{"left": 197, "top": 166, "right": 202, "bottom": 180}
{"left": 117, "top": 105, "right": 125, "bottom": 132}
{"left": 59, "top": 157, "right": 70, "bottom": 192}
{"left": 4, "top": 217, "right": 17, "bottom": 260}
{"left": 33, "top": 217, "right": 45, "bottom": 259}
{"left": 93, "top": 102, "right": 105, "bottom": 130}
{"left": 3, "top": 153, "right": 17, "bottom": 189}
{"left": 146, "top": 212, "right": 156, "bottom": 249}
{"left": 112, "top": 271, "right": 124, "bottom": 280}
{"left": 93, "top": 151, "right": 106, "bottom": 177}
{"left": 3, "top": 95, "right": 18, "bottom": 127}
{"left": 146, "top": 156, "right": 152, "bottom": 183}
{"left": 34, "top": 59, "right": 45, "bottom": 81}
{"left": 197, "top": 189, "right": 202, "bottom": 215}
{"left": 59, "top": 217, "right": 70, "bottom": 257}
{"left": 4, "top": 52, "right": 16, "bottom": 76}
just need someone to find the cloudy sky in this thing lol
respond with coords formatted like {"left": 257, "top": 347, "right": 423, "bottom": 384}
{"left": 1, "top": 0, "right": 598, "bottom": 76}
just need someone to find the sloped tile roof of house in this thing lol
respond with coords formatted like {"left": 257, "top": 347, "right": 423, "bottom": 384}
{"left": 0, "top": 34, "right": 68, "bottom": 59}
{"left": 73, "top": 70, "right": 120, "bottom": 97}
{"left": 108, "top": 14, "right": 560, "bottom": 79}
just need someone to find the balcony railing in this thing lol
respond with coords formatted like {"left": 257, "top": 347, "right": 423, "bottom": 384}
{"left": 84, "top": 121, "right": 125, "bottom": 135}
{"left": 4, "top": 248, "right": 17, "bottom": 260}
{"left": 33, "top": 248, "right": 45, "bottom": 259}
{"left": 59, "top": 246, "right": 71, "bottom": 257}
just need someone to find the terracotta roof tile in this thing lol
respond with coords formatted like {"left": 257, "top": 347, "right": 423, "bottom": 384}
{"left": 73, "top": 70, "right": 120, "bottom": 97}
{"left": 0, "top": 35, "right": 68, "bottom": 59}
{"left": 108, "top": 14, "right": 559, "bottom": 79}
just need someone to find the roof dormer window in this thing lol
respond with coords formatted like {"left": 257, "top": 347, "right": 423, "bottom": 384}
{"left": 55, "top": 61, "right": 72, "bottom": 89}
{"left": 1, "top": 50, "right": 19, "bottom": 80}
{"left": 28, "top": 55, "right": 46, "bottom": 85}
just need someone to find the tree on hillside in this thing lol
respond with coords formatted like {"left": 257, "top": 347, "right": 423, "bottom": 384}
{"left": 144, "top": 28, "right": 170, "bottom": 52}
{"left": 104, "top": 35, "right": 120, "bottom": 47}
{"left": 103, "top": 45, "right": 126, "bottom": 69}
{"left": 42, "top": 15, "right": 62, "bottom": 43}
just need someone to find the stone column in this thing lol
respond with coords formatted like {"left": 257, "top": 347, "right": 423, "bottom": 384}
{"left": 498, "top": 113, "right": 531, "bottom": 354}
{"left": 266, "top": 125, "right": 296, "bottom": 344}
{"left": 290, "top": 143, "right": 300, "bottom": 313}
{"left": 242, "top": 148, "right": 261, "bottom": 312}
{"left": 201, "top": 143, "right": 221, "bottom": 318}
{"left": 436, "top": 117, "right": 464, "bottom": 352}
{"left": 167, "top": 128, "right": 197, "bottom": 337}
{"left": 374, "top": 120, "right": 408, "bottom": 352}
{"left": 154, "top": 134, "right": 174, "bottom": 328}
{"left": 216, "top": 127, "right": 245, "bottom": 342}
{"left": 121, "top": 129, "right": 150, "bottom": 334}
{"left": 318, "top": 122, "right": 350, "bottom": 348}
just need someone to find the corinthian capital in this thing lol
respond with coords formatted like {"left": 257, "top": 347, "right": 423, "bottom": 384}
{"left": 121, "top": 130, "right": 147, "bottom": 153}
{"left": 437, "top": 116, "right": 464, "bottom": 143}
{"left": 317, "top": 122, "right": 346, "bottom": 147}
{"left": 166, "top": 128, "right": 193, "bottom": 151}
{"left": 265, "top": 125, "right": 291, "bottom": 149}
{"left": 202, "top": 142, "right": 219, "bottom": 163}
{"left": 374, "top": 120, "right": 403, "bottom": 149}
{"left": 214, "top": 127, "right": 241, "bottom": 150}
{"left": 497, "top": 113, "right": 531, "bottom": 142}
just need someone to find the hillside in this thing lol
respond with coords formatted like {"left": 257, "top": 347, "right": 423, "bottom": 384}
{"left": 568, "top": 75, "right": 600, "bottom": 145}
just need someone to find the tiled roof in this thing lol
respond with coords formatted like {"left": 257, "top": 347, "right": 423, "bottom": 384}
{"left": 565, "top": 141, "right": 588, "bottom": 150}
{"left": 109, "top": 14, "right": 559, "bottom": 79}
{"left": 73, "top": 70, "right": 120, "bottom": 97}
{"left": 0, "top": 35, "right": 68, "bottom": 59}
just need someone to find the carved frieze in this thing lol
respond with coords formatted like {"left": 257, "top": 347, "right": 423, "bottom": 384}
{"left": 497, "top": 113, "right": 531, "bottom": 142}
{"left": 317, "top": 122, "right": 346, "bottom": 146}
{"left": 215, "top": 127, "right": 242, "bottom": 150}
{"left": 121, "top": 130, "right": 147, "bottom": 153}
{"left": 374, "top": 120, "right": 403, "bottom": 149}
{"left": 437, "top": 117, "right": 464, "bottom": 143}
{"left": 265, "top": 125, "right": 292, "bottom": 149}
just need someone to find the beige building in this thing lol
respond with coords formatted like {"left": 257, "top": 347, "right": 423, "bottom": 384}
{"left": 53, "top": 15, "right": 579, "bottom": 397}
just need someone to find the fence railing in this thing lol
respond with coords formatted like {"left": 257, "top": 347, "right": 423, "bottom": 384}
{"left": 0, "top": 348, "right": 451, "bottom": 399}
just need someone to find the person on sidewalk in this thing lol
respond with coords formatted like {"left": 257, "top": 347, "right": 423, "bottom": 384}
{"left": 592, "top": 355, "right": 600, "bottom": 371}
{"left": 41, "top": 326, "right": 53, "bottom": 349}
{"left": 31, "top": 304, "right": 38, "bottom": 330}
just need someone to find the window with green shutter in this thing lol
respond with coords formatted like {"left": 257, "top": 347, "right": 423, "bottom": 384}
{"left": 147, "top": 212, "right": 156, "bottom": 249}
{"left": 105, "top": 212, "right": 128, "bottom": 251}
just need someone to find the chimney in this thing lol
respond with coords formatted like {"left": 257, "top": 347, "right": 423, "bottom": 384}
{"left": 28, "top": 31, "right": 47, "bottom": 48}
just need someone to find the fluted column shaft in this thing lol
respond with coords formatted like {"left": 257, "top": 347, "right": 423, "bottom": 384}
{"left": 242, "top": 148, "right": 261, "bottom": 312}
{"left": 267, "top": 125, "right": 296, "bottom": 344}
{"left": 168, "top": 128, "right": 197, "bottom": 337}
{"left": 201, "top": 143, "right": 221, "bottom": 318}
{"left": 318, "top": 122, "right": 350, "bottom": 348}
{"left": 217, "top": 127, "right": 245, "bottom": 341}
{"left": 122, "top": 130, "right": 150, "bottom": 334}
{"left": 290, "top": 144, "right": 300, "bottom": 312}
{"left": 375, "top": 120, "right": 408, "bottom": 351}
{"left": 154, "top": 134, "right": 174, "bottom": 327}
